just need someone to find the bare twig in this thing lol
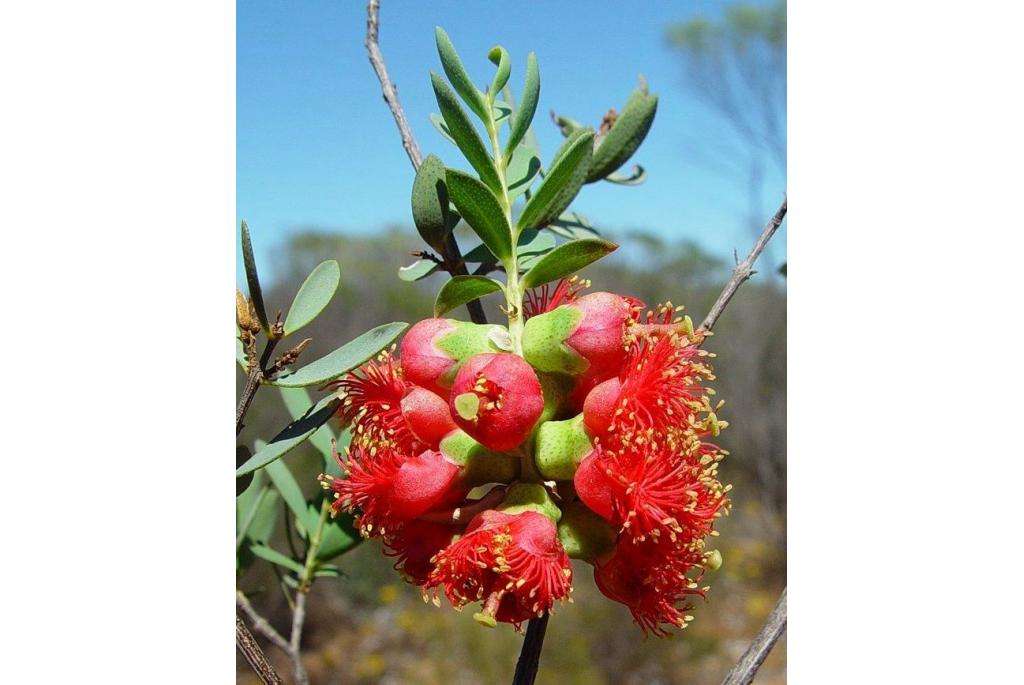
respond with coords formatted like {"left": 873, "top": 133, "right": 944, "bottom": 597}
{"left": 721, "top": 587, "right": 787, "bottom": 685}
{"left": 364, "top": 0, "right": 487, "bottom": 325}
{"left": 700, "top": 195, "right": 787, "bottom": 332}
{"left": 512, "top": 612, "right": 549, "bottom": 685}
{"left": 236, "top": 613, "right": 285, "bottom": 685}
{"left": 237, "top": 592, "right": 292, "bottom": 655}
{"left": 290, "top": 592, "right": 309, "bottom": 685}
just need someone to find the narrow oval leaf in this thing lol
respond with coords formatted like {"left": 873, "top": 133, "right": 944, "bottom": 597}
{"left": 521, "top": 238, "right": 618, "bottom": 290}
{"left": 518, "top": 129, "right": 595, "bottom": 232}
{"left": 505, "top": 52, "right": 539, "bottom": 158}
{"left": 398, "top": 259, "right": 440, "bottom": 282}
{"left": 280, "top": 387, "right": 342, "bottom": 475}
{"left": 445, "top": 169, "right": 512, "bottom": 261}
{"left": 431, "top": 72, "right": 502, "bottom": 193}
{"left": 249, "top": 544, "right": 305, "bottom": 574}
{"left": 516, "top": 230, "right": 557, "bottom": 270}
{"left": 271, "top": 322, "right": 408, "bottom": 388}
{"left": 435, "top": 27, "right": 489, "bottom": 121}
{"left": 283, "top": 260, "right": 340, "bottom": 336}
{"left": 507, "top": 144, "right": 541, "bottom": 199}
{"left": 265, "top": 458, "right": 319, "bottom": 536}
{"left": 429, "top": 112, "right": 455, "bottom": 144}
{"left": 317, "top": 510, "right": 362, "bottom": 560}
{"left": 411, "top": 154, "right": 450, "bottom": 251}
{"left": 235, "top": 394, "right": 342, "bottom": 476}
{"left": 240, "top": 220, "right": 270, "bottom": 332}
{"left": 492, "top": 100, "right": 513, "bottom": 124}
{"left": 546, "top": 211, "right": 600, "bottom": 240}
{"left": 586, "top": 89, "right": 658, "bottom": 182}
{"left": 461, "top": 242, "right": 497, "bottom": 265}
{"left": 604, "top": 164, "right": 647, "bottom": 185}
{"left": 488, "top": 46, "right": 511, "bottom": 97}
{"left": 434, "top": 276, "right": 504, "bottom": 317}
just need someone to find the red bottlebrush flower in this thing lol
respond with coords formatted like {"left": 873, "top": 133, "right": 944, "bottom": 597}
{"left": 399, "top": 318, "right": 503, "bottom": 397}
{"left": 331, "top": 350, "right": 416, "bottom": 452}
{"left": 582, "top": 333, "right": 713, "bottom": 439}
{"left": 449, "top": 352, "right": 544, "bottom": 452}
{"left": 383, "top": 520, "right": 461, "bottom": 585}
{"left": 400, "top": 385, "right": 458, "bottom": 448}
{"left": 427, "top": 510, "right": 572, "bottom": 629}
{"left": 324, "top": 444, "right": 466, "bottom": 536}
{"left": 523, "top": 277, "right": 588, "bottom": 320}
{"left": 574, "top": 438, "right": 729, "bottom": 543}
{"left": 594, "top": 537, "right": 708, "bottom": 636}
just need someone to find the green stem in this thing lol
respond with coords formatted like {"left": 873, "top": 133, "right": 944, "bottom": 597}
{"left": 298, "top": 499, "right": 331, "bottom": 592}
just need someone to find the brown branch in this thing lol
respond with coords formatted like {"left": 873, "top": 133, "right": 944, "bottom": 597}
{"left": 511, "top": 612, "right": 549, "bottom": 685}
{"left": 290, "top": 592, "right": 309, "bottom": 685}
{"left": 364, "top": 0, "right": 487, "bottom": 325}
{"left": 700, "top": 195, "right": 787, "bottom": 332}
{"left": 721, "top": 587, "right": 787, "bottom": 685}
{"left": 236, "top": 613, "right": 285, "bottom": 685}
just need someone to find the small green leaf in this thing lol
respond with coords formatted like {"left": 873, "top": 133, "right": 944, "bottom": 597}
{"left": 507, "top": 144, "right": 541, "bottom": 200}
{"left": 516, "top": 230, "right": 556, "bottom": 270}
{"left": 317, "top": 511, "right": 362, "bottom": 561}
{"left": 445, "top": 169, "right": 512, "bottom": 261}
{"left": 587, "top": 86, "right": 658, "bottom": 183}
{"left": 521, "top": 238, "right": 618, "bottom": 289}
{"left": 546, "top": 211, "right": 600, "bottom": 240}
{"left": 492, "top": 100, "right": 512, "bottom": 124}
{"left": 604, "top": 164, "right": 647, "bottom": 186}
{"left": 240, "top": 220, "right": 270, "bottom": 332}
{"left": 283, "top": 260, "right": 340, "bottom": 336}
{"left": 398, "top": 259, "right": 440, "bottom": 282}
{"left": 411, "top": 154, "right": 451, "bottom": 252}
{"left": 434, "top": 27, "right": 489, "bottom": 121}
{"left": 431, "top": 73, "right": 502, "bottom": 193}
{"left": 429, "top": 113, "right": 455, "bottom": 144}
{"left": 237, "top": 471, "right": 268, "bottom": 544}
{"left": 235, "top": 394, "right": 342, "bottom": 476}
{"left": 434, "top": 276, "right": 504, "bottom": 317}
{"left": 249, "top": 544, "right": 305, "bottom": 574}
{"left": 280, "top": 387, "right": 341, "bottom": 475}
{"left": 265, "top": 458, "right": 318, "bottom": 537}
{"left": 518, "top": 129, "right": 595, "bottom": 232}
{"left": 551, "top": 112, "right": 584, "bottom": 138}
{"left": 271, "top": 322, "right": 408, "bottom": 388}
{"left": 314, "top": 565, "right": 345, "bottom": 578}
{"left": 505, "top": 52, "right": 539, "bottom": 158}
{"left": 488, "top": 46, "right": 511, "bottom": 99}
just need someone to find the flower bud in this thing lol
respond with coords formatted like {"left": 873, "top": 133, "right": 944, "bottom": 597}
{"left": 449, "top": 352, "right": 544, "bottom": 451}
{"left": 534, "top": 414, "right": 594, "bottom": 481}
{"left": 522, "top": 292, "right": 637, "bottom": 379}
{"left": 400, "top": 385, "right": 458, "bottom": 447}
{"left": 438, "top": 429, "right": 520, "bottom": 486}
{"left": 556, "top": 501, "right": 616, "bottom": 562}
{"left": 498, "top": 482, "right": 562, "bottom": 522}
{"left": 399, "top": 318, "right": 507, "bottom": 397}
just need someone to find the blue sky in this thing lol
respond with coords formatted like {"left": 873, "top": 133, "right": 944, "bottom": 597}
{"left": 237, "top": 0, "right": 786, "bottom": 284}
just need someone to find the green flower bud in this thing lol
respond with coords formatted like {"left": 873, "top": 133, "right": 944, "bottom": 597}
{"left": 498, "top": 483, "right": 561, "bottom": 522}
{"left": 557, "top": 501, "right": 617, "bottom": 562}
{"left": 534, "top": 414, "right": 593, "bottom": 481}
{"left": 440, "top": 429, "right": 520, "bottom": 486}
{"left": 705, "top": 549, "right": 722, "bottom": 572}
{"left": 521, "top": 306, "right": 588, "bottom": 375}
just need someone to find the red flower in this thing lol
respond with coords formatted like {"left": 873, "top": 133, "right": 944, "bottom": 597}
{"left": 523, "top": 277, "right": 588, "bottom": 320}
{"left": 399, "top": 318, "right": 501, "bottom": 397}
{"left": 449, "top": 353, "right": 544, "bottom": 452}
{"left": 426, "top": 510, "right": 572, "bottom": 629}
{"left": 594, "top": 537, "right": 708, "bottom": 637}
{"left": 323, "top": 444, "right": 465, "bottom": 536}
{"left": 400, "top": 385, "right": 458, "bottom": 448}
{"left": 383, "top": 520, "right": 461, "bottom": 585}
{"left": 574, "top": 437, "right": 728, "bottom": 544}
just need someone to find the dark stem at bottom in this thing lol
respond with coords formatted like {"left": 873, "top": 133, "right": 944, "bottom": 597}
{"left": 512, "top": 613, "right": 549, "bottom": 685}
{"left": 236, "top": 613, "right": 284, "bottom": 685}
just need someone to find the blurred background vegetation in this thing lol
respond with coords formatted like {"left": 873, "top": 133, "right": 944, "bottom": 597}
{"left": 238, "top": 2, "right": 785, "bottom": 683}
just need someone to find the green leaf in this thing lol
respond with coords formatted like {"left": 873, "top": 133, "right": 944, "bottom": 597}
{"left": 779, "top": 262, "right": 787, "bottom": 277}
{"left": 488, "top": 46, "right": 511, "bottom": 99}
{"left": 265, "top": 458, "right": 318, "bottom": 537}
{"left": 434, "top": 27, "right": 489, "bottom": 121}
{"left": 445, "top": 169, "right": 512, "bottom": 261}
{"left": 280, "top": 387, "right": 342, "bottom": 474}
{"left": 235, "top": 394, "right": 342, "bottom": 476}
{"left": 411, "top": 154, "right": 451, "bottom": 252}
{"left": 518, "top": 129, "right": 594, "bottom": 232}
{"left": 317, "top": 511, "right": 362, "bottom": 561}
{"left": 604, "top": 164, "right": 647, "bottom": 186}
{"left": 283, "top": 260, "right": 340, "bottom": 336}
{"left": 546, "top": 211, "right": 600, "bottom": 240}
{"left": 431, "top": 73, "right": 503, "bottom": 193}
{"left": 240, "top": 220, "right": 270, "bottom": 332}
{"left": 314, "top": 564, "right": 345, "bottom": 578}
{"left": 587, "top": 87, "right": 658, "bottom": 182}
{"left": 507, "top": 144, "right": 541, "bottom": 200}
{"left": 434, "top": 276, "right": 504, "bottom": 317}
{"left": 237, "top": 470, "right": 271, "bottom": 550}
{"left": 492, "top": 100, "right": 512, "bottom": 124}
{"left": 429, "top": 113, "right": 455, "bottom": 144}
{"left": 249, "top": 544, "right": 304, "bottom": 574}
{"left": 505, "top": 52, "right": 539, "bottom": 158}
{"left": 398, "top": 259, "right": 440, "bottom": 282}
{"left": 521, "top": 238, "right": 618, "bottom": 289}
{"left": 516, "top": 230, "right": 556, "bottom": 270}
{"left": 551, "top": 112, "right": 584, "bottom": 137}
{"left": 271, "top": 322, "right": 408, "bottom": 388}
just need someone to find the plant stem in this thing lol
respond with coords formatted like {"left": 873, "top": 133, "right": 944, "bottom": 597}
{"left": 512, "top": 612, "right": 549, "bottom": 685}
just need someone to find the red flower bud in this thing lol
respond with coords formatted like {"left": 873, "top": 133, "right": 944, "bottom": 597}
{"left": 449, "top": 353, "right": 544, "bottom": 452}
{"left": 400, "top": 385, "right": 457, "bottom": 447}
{"left": 383, "top": 520, "right": 461, "bottom": 585}
{"left": 426, "top": 508, "right": 572, "bottom": 629}
{"left": 399, "top": 318, "right": 505, "bottom": 397}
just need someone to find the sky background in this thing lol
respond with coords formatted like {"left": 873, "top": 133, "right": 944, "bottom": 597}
{"left": 237, "top": 0, "right": 786, "bottom": 284}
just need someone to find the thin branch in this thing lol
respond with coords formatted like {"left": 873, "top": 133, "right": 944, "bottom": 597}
{"left": 512, "top": 612, "right": 549, "bottom": 685}
{"left": 364, "top": 0, "right": 487, "bottom": 325}
{"left": 236, "top": 613, "right": 285, "bottom": 685}
{"left": 237, "top": 592, "right": 292, "bottom": 655}
{"left": 721, "top": 587, "right": 787, "bottom": 685}
{"left": 290, "top": 592, "right": 309, "bottom": 685}
{"left": 700, "top": 195, "right": 787, "bottom": 332}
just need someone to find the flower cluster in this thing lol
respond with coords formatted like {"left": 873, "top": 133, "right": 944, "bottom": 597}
{"left": 319, "top": 280, "right": 729, "bottom": 635}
